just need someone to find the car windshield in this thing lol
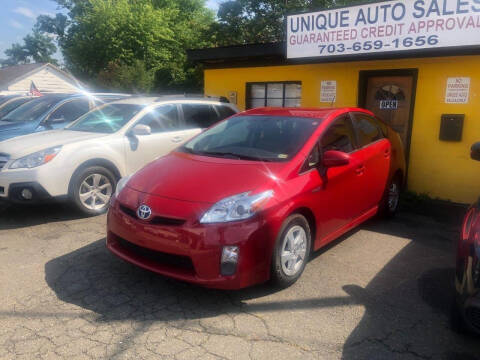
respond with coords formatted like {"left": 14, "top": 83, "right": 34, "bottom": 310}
{"left": 1, "top": 96, "right": 67, "bottom": 122}
{"left": 68, "top": 103, "right": 143, "bottom": 133}
{"left": 181, "top": 115, "right": 321, "bottom": 162}
{"left": 0, "top": 98, "right": 32, "bottom": 119}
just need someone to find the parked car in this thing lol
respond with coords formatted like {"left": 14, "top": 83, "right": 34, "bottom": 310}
{"left": 106, "top": 107, "right": 406, "bottom": 289}
{"left": 0, "top": 95, "right": 35, "bottom": 119}
{"left": 0, "top": 93, "right": 129, "bottom": 142}
{"left": 0, "top": 96, "right": 238, "bottom": 214}
{"left": 453, "top": 141, "right": 480, "bottom": 334}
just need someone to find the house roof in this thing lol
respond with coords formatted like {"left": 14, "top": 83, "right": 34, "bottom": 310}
{"left": 0, "top": 63, "right": 45, "bottom": 88}
{"left": 0, "top": 63, "right": 81, "bottom": 90}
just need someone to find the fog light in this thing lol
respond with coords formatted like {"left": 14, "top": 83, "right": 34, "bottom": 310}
{"left": 221, "top": 246, "right": 239, "bottom": 276}
{"left": 21, "top": 188, "right": 33, "bottom": 200}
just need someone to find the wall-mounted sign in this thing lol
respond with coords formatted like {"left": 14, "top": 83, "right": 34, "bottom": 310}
{"left": 380, "top": 99, "right": 398, "bottom": 109}
{"left": 287, "top": 0, "right": 480, "bottom": 59}
{"left": 228, "top": 91, "right": 237, "bottom": 104}
{"left": 320, "top": 80, "right": 336, "bottom": 102}
{"left": 445, "top": 77, "right": 470, "bottom": 103}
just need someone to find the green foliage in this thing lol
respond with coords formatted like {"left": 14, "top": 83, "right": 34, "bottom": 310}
{"left": 97, "top": 60, "right": 154, "bottom": 93}
{"left": 37, "top": 0, "right": 214, "bottom": 91}
{"left": 1, "top": 31, "right": 58, "bottom": 67}
{"left": 211, "top": 0, "right": 378, "bottom": 45}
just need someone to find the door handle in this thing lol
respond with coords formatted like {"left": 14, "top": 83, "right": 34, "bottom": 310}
{"left": 355, "top": 165, "right": 366, "bottom": 175}
{"left": 384, "top": 149, "right": 391, "bottom": 158}
{"left": 171, "top": 136, "right": 183, "bottom": 143}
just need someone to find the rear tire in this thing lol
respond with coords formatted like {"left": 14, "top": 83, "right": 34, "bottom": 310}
{"left": 378, "top": 175, "right": 401, "bottom": 218}
{"left": 70, "top": 166, "right": 116, "bottom": 216}
{"left": 271, "top": 214, "right": 311, "bottom": 288}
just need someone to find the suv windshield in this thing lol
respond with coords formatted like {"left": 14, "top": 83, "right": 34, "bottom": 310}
{"left": 68, "top": 103, "right": 143, "bottom": 133}
{"left": 1, "top": 95, "right": 67, "bottom": 122}
{"left": 181, "top": 115, "right": 321, "bottom": 162}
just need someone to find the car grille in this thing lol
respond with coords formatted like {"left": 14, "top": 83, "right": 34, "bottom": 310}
{"left": 119, "top": 205, "right": 186, "bottom": 226}
{"left": 466, "top": 307, "right": 480, "bottom": 332}
{"left": 116, "top": 236, "right": 194, "bottom": 272}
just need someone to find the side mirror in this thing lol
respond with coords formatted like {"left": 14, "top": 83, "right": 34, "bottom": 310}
{"left": 132, "top": 124, "right": 151, "bottom": 136}
{"left": 323, "top": 150, "right": 350, "bottom": 168}
{"left": 471, "top": 142, "right": 480, "bottom": 161}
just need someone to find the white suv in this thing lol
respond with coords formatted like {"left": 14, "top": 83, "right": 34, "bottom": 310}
{"left": 0, "top": 96, "right": 238, "bottom": 214}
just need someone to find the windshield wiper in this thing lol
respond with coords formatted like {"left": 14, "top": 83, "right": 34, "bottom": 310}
{"left": 198, "top": 151, "right": 272, "bottom": 162}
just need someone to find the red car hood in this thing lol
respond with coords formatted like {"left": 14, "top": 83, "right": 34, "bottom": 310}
{"left": 126, "top": 151, "right": 286, "bottom": 204}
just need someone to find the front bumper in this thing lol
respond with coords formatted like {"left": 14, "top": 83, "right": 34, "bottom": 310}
{"left": 0, "top": 163, "right": 71, "bottom": 202}
{"left": 106, "top": 197, "right": 275, "bottom": 290}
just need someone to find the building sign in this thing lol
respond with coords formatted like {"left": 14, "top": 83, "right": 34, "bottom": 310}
{"left": 320, "top": 80, "right": 337, "bottom": 102}
{"left": 287, "top": 0, "right": 480, "bottom": 59}
{"left": 380, "top": 99, "right": 399, "bottom": 109}
{"left": 445, "top": 77, "right": 470, "bottom": 103}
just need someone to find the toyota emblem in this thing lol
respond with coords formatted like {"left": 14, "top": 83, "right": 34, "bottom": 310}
{"left": 137, "top": 205, "right": 152, "bottom": 220}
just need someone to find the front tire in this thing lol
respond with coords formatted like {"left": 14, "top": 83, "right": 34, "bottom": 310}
{"left": 70, "top": 166, "right": 116, "bottom": 216}
{"left": 271, "top": 214, "right": 311, "bottom": 288}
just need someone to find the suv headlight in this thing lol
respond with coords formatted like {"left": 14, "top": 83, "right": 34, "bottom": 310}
{"left": 115, "top": 175, "right": 131, "bottom": 197}
{"left": 200, "top": 190, "right": 274, "bottom": 224}
{"left": 9, "top": 146, "right": 62, "bottom": 169}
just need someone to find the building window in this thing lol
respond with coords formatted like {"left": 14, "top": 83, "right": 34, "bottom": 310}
{"left": 246, "top": 82, "right": 301, "bottom": 109}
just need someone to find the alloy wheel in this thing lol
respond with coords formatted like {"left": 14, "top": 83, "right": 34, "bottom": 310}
{"left": 388, "top": 181, "right": 400, "bottom": 213}
{"left": 281, "top": 225, "right": 307, "bottom": 276}
{"left": 79, "top": 173, "right": 113, "bottom": 211}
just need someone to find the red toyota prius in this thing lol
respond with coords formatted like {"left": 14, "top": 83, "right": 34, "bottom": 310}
{"left": 107, "top": 107, "right": 405, "bottom": 289}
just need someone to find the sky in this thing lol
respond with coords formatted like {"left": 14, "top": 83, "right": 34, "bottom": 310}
{"left": 0, "top": 0, "right": 222, "bottom": 62}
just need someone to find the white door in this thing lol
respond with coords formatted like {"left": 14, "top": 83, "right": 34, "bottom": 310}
{"left": 124, "top": 104, "right": 195, "bottom": 174}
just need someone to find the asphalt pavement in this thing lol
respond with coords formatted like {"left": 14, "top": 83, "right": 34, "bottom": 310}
{"left": 0, "top": 203, "right": 479, "bottom": 359}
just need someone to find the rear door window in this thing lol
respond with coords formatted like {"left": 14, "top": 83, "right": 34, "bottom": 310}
{"left": 215, "top": 105, "right": 236, "bottom": 120}
{"left": 351, "top": 113, "right": 384, "bottom": 148}
{"left": 182, "top": 104, "right": 219, "bottom": 129}
{"left": 136, "top": 104, "right": 180, "bottom": 133}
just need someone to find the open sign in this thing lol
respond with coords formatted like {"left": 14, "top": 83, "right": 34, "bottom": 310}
{"left": 380, "top": 100, "right": 398, "bottom": 109}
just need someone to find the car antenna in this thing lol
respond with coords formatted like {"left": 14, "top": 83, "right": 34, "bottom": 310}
{"left": 330, "top": 95, "right": 336, "bottom": 108}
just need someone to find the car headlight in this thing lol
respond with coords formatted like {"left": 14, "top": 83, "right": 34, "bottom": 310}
{"left": 9, "top": 146, "right": 62, "bottom": 169}
{"left": 115, "top": 175, "right": 131, "bottom": 197}
{"left": 200, "top": 190, "right": 274, "bottom": 224}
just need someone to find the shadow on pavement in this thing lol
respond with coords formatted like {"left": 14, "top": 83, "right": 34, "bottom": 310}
{"left": 341, "top": 214, "right": 480, "bottom": 359}
{"left": 42, "top": 210, "right": 480, "bottom": 359}
{"left": 0, "top": 203, "right": 87, "bottom": 230}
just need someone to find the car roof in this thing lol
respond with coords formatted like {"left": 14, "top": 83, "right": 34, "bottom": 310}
{"left": 106, "top": 96, "right": 234, "bottom": 106}
{"left": 240, "top": 107, "right": 372, "bottom": 119}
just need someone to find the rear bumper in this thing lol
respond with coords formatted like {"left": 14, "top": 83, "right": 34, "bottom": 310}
{"left": 106, "top": 200, "right": 274, "bottom": 289}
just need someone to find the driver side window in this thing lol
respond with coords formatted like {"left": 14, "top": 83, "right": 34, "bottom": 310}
{"left": 321, "top": 116, "right": 356, "bottom": 153}
{"left": 137, "top": 104, "right": 179, "bottom": 133}
{"left": 48, "top": 99, "right": 90, "bottom": 123}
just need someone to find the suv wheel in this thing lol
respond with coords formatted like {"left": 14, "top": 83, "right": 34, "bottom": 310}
{"left": 71, "top": 166, "right": 116, "bottom": 216}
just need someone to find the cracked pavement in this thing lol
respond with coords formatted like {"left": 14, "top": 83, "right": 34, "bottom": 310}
{"left": 0, "top": 204, "right": 479, "bottom": 359}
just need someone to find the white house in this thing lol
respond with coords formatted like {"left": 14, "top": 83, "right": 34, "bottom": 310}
{"left": 0, "top": 63, "right": 82, "bottom": 95}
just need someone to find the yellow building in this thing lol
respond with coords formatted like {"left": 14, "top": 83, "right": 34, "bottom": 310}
{"left": 189, "top": 1, "right": 480, "bottom": 204}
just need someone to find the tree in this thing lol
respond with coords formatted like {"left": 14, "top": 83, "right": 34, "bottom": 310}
{"left": 210, "top": 0, "right": 377, "bottom": 46}
{"left": 36, "top": 0, "right": 215, "bottom": 91}
{"left": 97, "top": 60, "right": 154, "bottom": 93}
{"left": 1, "top": 30, "right": 57, "bottom": 67}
